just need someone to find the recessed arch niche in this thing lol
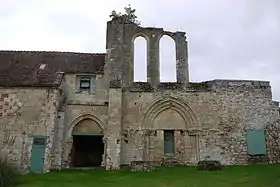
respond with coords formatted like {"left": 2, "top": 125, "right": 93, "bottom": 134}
{"left": 68, "top": 114, "right": 105, "bottom": 168}
{"left": 142, "top": 96, "right": 198, "bottom": 129}
{"left": 72, "top": 119, "right": 103, "bottom": 135}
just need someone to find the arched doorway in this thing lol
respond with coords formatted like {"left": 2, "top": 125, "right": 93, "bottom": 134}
{"left": 71, "top": 118, "right": 104, "bottom": 167}
{"left": 142, "top": 96, "right": 199, "bottom": 162}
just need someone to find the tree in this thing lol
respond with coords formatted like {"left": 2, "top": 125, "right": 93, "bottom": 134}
{"left": 109, "top": 4, "right": 140, "bottom": 25}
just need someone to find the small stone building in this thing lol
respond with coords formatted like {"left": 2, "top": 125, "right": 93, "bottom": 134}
{"left": 0, "top": 19, "right": 280, "bottom": 173}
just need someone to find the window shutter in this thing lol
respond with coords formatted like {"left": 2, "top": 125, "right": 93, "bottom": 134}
{"left": 75, "top": 76, "right": 81, "bottom": 92}
{"left": 246, "top": 129, "right": 266, "bottom": 155}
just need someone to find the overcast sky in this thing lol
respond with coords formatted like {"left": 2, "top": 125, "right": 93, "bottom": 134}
{"left": 1, "top": 0, "right": 279, "bottom": 101}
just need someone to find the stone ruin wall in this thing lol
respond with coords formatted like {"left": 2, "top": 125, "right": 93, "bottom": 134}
{"left": 58, "top": 104, "right": 109, "bottom": 169}
{"left": 0, "top": 18, "right": 277, "bottom": 173}
{"left": 50, "top": 74, "right": 110, "bottom": 170}
{"left": 0, "top": 88, "right": 60, "bottom": 173}
{"left": 104, "top": 18, "right": 190, "bottom": 168}
{"left": 105, "top": 19, "right": 280, "bottom": 167}
{"left": 120, "top": 80, "right": 280, "bottom": 166}
{"left": 265, "top": 118, "right": 280, "bottom": 163}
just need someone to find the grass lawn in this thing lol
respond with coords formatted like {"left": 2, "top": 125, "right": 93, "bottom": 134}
{"left": 16, "top": 164, "right": 280, "bottom": 187}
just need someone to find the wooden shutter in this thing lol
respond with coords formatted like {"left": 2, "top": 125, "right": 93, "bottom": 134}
{"left": 246, "top": 129, "right": 266, "bottom": 155}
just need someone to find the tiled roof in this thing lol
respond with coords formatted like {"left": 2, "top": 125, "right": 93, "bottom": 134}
{"left": 0, "top": 50, "right": 105, "bottom": 87}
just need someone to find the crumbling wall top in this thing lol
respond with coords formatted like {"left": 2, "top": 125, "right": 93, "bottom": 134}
{"left": 209, "top": 79, "right": 270, "bottom": 88}
{"left": 108, "top": 5, "right": 187, "bottom": 41}
{"left": 107, "top": 19, "right": 187, "bottom": 42}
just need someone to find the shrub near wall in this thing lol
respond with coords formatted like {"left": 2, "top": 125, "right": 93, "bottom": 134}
{"left": 0, "top": 149, "right": 21, "bottom": 187}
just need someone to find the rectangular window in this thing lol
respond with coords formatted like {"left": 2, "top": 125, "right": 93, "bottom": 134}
{"left": 76, "top": 75, "right": 96, "bottom": 93}
{"left": 80, "top": 77, "right": 91, "bottom": 91}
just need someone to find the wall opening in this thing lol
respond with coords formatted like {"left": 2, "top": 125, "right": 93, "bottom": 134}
{"left": 133, "top": 36, "right": 148, "bottom": 82}
{"left": 71, "top": 135, "right": 104, "bottom": 167}
{"left": 70, "top": 118, "right": 104, "bottom": 167}
{"left": 159, "top": 35, "right": 176, "bottom": 82}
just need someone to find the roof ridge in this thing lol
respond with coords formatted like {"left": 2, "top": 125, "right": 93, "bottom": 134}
{"left": 0, "top": 50, "right": 106, "bottom": 56}
{"left": 0, "top": 49, "right": 106, "bottom": 87}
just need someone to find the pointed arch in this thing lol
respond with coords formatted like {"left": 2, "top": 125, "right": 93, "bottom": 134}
{"left": 142, "top": 97, "right": 198, "bottom": 129}
{"left": 72, "top": 119, "right": 102, "bottom": 135}
{"left": 68, "top": 113, "right": 105, "bottom": 137}
{"left": 66, "top": 113, "right": 105, "bottom": 168}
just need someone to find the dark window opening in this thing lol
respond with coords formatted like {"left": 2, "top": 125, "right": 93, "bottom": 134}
{"left": 71, "top": 135, "right": 104, "bottom": 167}
{"left": 79, "top": 77, "right": 91, "bottom": 91}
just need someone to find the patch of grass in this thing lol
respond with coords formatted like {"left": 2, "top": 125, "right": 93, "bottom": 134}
{"left": 0, "top": 149, "right": 21, "bottom": 187}
{"left": 17, "top": 164, "right": 280, "bottom": 187}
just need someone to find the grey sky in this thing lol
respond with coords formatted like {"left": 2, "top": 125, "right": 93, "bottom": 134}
{"left": 1, "top": 0, "right": 279, "bottom": 101}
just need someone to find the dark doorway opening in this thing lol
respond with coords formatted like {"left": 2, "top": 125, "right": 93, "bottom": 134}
{"left": 71, "top": 135, "right": 104, "bottom": 167}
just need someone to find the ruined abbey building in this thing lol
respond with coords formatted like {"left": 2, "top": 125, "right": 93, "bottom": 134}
{"left": 0, "top": 16, "right": 280, "bottom": 173}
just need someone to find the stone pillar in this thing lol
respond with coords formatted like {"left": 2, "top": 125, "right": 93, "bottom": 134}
{"left": 104, "top": 20, "right": 125, "bottom": 170}
{"left": 184, "top": 133, "right": 192, "bottom": 163}
{"left": 147, "top": 133, "right": 155, "bottom": 161}
{"left": 148, "top": 33, "right": 160, "bottom": 87}
{"left": 175, "top": 32, "right": 189, "bottom": 86}
{"left": 174, "top": 130, "right": 185, "bottom": 163}
{"left": 153, "top": 130, "right": 164, "bottom": 162}
{"left": 51, "top": 111, "right": 65, "bottom": 170}
{"left": 105, "top": 88, "right": 122, "bottom": 170}
{"left": 189, "top": 135, "right": 199, "bottom": 163}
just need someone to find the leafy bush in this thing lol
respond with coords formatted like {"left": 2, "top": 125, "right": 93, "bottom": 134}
{"left": 109, "top": 4, "right": 141, "bottom": 25}
{"left": 0, "top": 150, "right": 21, "bottom": 187}
{"left": 197, "top": 160, "right": 223, "bottom": 171}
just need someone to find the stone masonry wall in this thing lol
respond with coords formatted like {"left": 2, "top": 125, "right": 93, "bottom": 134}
{"left": 265, "top": 119, "right": 280, "bottom": 163}
{"left": 2, "top": 19, "right": 279, "bottom": 172}
{"left": 63, "top": 74, "right": 108, "bottom": 105}
{"left": 104, "top": 17, "right": 190, "bottom": 168}
{"left": 59, "top": 104, "right": 108, "bottom": 169}
{"left": 0, "top": 87, "right": 60, "bottom": 173}
{"left": 120, "top": 80, "right": 280, "bottom": 165}
{"left": 104, "top": 19, "right": 280, "bottom": 168}
{"left": 50, "top": 74, "right": 109, "bottom": 170}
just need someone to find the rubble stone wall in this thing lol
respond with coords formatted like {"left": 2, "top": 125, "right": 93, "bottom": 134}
{"left": 120, "top": 80, "right": 280, "bottom": 166}
{"left": 0, "top": 87, "right": 60, "bottom": 173}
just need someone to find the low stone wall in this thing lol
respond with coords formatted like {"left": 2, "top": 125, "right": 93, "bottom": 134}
{"left": 129, "top": 161, "right": 155, "bottom": 172}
